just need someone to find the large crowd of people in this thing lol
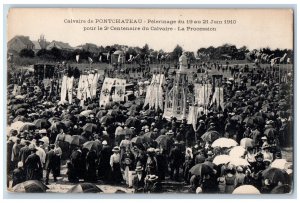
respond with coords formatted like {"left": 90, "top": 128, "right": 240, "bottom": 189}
{"left": 6, "top": 60, "right": 293, "bottom": 194}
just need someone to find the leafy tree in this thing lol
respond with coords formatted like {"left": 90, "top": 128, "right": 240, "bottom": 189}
{"left": 171, "top": 45, "right": 183, "bottom": 61}
{"left": 19, "top": 49, "right": 35, "bottom": 58}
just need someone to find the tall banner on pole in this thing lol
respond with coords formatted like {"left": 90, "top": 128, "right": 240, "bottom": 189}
{"left": 66, "top": 76, "right": 74, "bottom": 104}
{"left": 76, "top": 55, "right": 80, "bottom": 63}
{"left": 99, "top": 77, "right": 115, "bottom": 108}
{"left": 91, "top": 73, "right": 99, "bottom": 98}
{"left": 60, "top": 75, "right": 67, "bottom": 103}
{"left": 112, "top": 79, "right": 126, "bottom": 102}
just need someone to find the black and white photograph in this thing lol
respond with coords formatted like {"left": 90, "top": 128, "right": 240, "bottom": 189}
{"left": 5, "top": 8, "right": 294, "bottom": 195}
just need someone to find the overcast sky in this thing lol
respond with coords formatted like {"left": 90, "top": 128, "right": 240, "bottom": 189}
{"left": 7, "top": 8, "right": 294, "bottom": 52}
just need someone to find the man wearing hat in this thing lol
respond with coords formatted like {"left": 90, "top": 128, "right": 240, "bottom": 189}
{"left": 144, "top": 175, "right": 162, "bottom": 193}
{"left": 169, "top": 141, "right": 184, "bottom": 181}
{"left": 39, "top": 129, "right": 49, "bottom": 146}
{"left": 24, "top": 144, "right": 43, "bottom": 181}
{"left": 45, "top": 144, "right": 57, "bottom": 185}
{"left": 146, "top": 148, "right": 158, "bottom": 176}
{"left": 132, "top": 166, "right": 145, "bottom": 193}
{"left": 18, "top": 139, "right": 31, "bottom": 165}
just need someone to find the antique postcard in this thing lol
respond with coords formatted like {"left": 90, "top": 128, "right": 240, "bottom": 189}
{"left": 6, "top": 8, "right": 294, "bottom": 194}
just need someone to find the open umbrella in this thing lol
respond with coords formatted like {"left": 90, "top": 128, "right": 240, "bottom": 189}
{"left": 56, "top": 133, "right": 72, "bottom": 142}
{"left": 49, "top": 122, "right": 65, "bottom": 133}
{"left": 270, "top": 159, "right": 288, "bottom": 170}
{"left": 83, "top": 141, "right": 102, "bottom": 152}
{"left": 189, "top": 163, "right": 214, "bottom": 176}
{"left": 155, "top": 134, "right": 172, "bottom": 150}
{"left": 99, "top": 115, "right": 113, "bottom": 125}
{"left": 107, "top": 109, "right": 119, "bottom": 117}
{"left": 15, "top": 108, "right": 27, "bottom": 115}
{"left": 270, "top": 184, "right": 291, "bottom": 194}
{"left": 15, "top": 95, "right": 26, "bottom": 100}
{"left": 243, "top": 117, "right": 255, "bottom": 126}
{"left": 229, "top": 157, "right": 249, "bottom": 166}
{"left": 264, "top": 128, "right": 277, "bottom": 137}
{"left": 213, "top": 155, "right": 231, "bottom": 165}
{"left": 12, "top": 103, "right": 30, "bottom": 111}
{"left": 229, "top": 146, "right": 246, "bottom": 158}
{"left": 67, "top": 183, "right": 103, "bottom": 193}
{"left": 240, "top": 138, "right": 254, "bottom": 149}
{"left": 232, "top": 185, "right": 260, "bottom": 194}
{"left": 253, "top": 116, "right": 265, "bottom": 125}
{"left": 13, "top": 115, "right": 27, "bottom": 122}
{"left": 19, "top": 122, "right": 36, "bottom": 132}
{"left": 66, "top": 135, "right": 87, "bottom": 146}
{"left": 212, "top": 138, "right": 238, "bottom": 148}
{"left": 48, "top": 117, "right": 61, "bottom": 123}
{"left": 201, "top": 131, "right": 221, "bottom": 143}
{"left": 12, "top": 180, "right": 49, "bottom": 193}
{"left": 125, "top": 117, "right": 140, "bottom": 128}
{"left": 121, "top": 128, "right": 134, "bottom": 136}
{"left": 131, "top": 136, "right": 144, "bottom": 145}
{"left": 80, "top": 110, "right": 93, "bottom": 117}
{"left": 231, "top": 115, "right": 243, "bottom": 123}
{"left": 33, "top": 119, "right": 51, "bottom": 129}
{"left": 262, "top": 167, "right": 289, "bottom": 185}
{"left": 10, "top": 121, "right": 25, "bottom": 132}
{"left": 82, "top": 123, "right": 98, "bottom": 133}
{"left": 61, "top": 119, "right": 74, "bottom": 128}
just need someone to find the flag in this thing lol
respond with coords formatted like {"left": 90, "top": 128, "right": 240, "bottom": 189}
{"left": 133, "top": 54, "right": 140, "bottom": 61}
{"left": 76, "top": 55, "right": 80, "bottom": 63}
{"left": 118, "top": 54, "right": 121, "bottom": 63}
{"left": 88, "top": 57, "right": 93, "bottom": 64}
{"left": 128, "top": 54, "right": 133, "bottom": 62}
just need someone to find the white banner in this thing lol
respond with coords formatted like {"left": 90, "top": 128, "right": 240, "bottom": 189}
{"left": 91, "top": 73, "right": 99, "bottom": 98}
{"left": 86, "top": 73, "right": 94, "bottom": 99}
{"left": 187, "top": 106, "right": 199, "bottom": 131}
{"left": 210, "top": 87, "right": 224, "bottom": 111}
{"left": 67, "top": 76, "right": 74, "bottom": 104}
{"left": 99, "top": 77, "right": 115, "bottom": 107}
{"left": 112, "top": 79, "right": 126, "bottom": 102}
{"left": 60, "top": 75, "right": 67, "bottom": 103}
{"left": 13, "top": 84, "right": 21, "bottom": 96}
{"left": 77, "top": 75, "right": 88, "bottom": 105}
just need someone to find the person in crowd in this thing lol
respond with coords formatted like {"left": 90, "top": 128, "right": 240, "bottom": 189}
{"left": 45, "top": 144, "right": 57, "bottom": 185}
{"left": 12, "top": 161, "right": 26, "bottom": 187}
{"left": 132, "top": 166, "right": 145, "bottom": 193}
{"left": 110, "top": 146, "right": 122, "bottom": 184}
{"left": 24, "top": 144, "right": 43, "bottom": 181}
{"left": 98, "top": 140, "right": 112, "bottom": 181}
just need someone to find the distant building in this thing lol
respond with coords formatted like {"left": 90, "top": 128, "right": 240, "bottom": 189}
{"left": 76, "top": 43, "right": 99, "bottom": 53}
{"left": 32, "top": 41, "right": 42, "bottom": 53}
{"left": 46, "top": 41, "right": 74, "bottom": 51}
{"left": 7, "top": 35, "right": 34, "bottom": 53}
